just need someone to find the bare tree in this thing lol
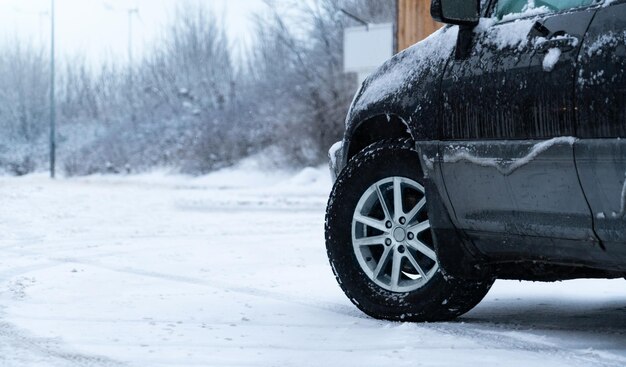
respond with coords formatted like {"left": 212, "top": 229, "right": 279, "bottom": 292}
{"left": 244, "top": 0, "right": 394, "bottom": 165}
{"left": 0, "top": 38, "right": 49, "bottom": 174}
{"left": 0, "top": 1, "right": 395, "bottom": 176}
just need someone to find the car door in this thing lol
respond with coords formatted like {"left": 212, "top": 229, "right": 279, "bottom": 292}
{"left": 575, "top": 0, "right": 626, "bottom": 252}
{"left": 439, "top": 0, "right": 598, "bottom": 254}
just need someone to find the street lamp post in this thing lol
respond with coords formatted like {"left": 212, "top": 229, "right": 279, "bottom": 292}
{"left": 102, "top": 2, "right": 139, "bottom": 67}
{"left": 128, "top": 8, "right": 138, "bottom": 67}
{"left": 128, "top": 8, "right": 138, "bottom": 122}
{"left": 50, "top": 0, "right": 56, "bottom": 179}
{"left": 103, "top": 3, "right": 139, "bottom": 121}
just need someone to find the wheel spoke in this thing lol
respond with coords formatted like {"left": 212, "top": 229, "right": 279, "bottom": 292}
{"left": 405, "top": 197, "right": 426, "bottom": 223}
{"left": 372, "top": 246, "right": 392, "bottom": 279}
{"left": 351, "top": 176, "right": 437, "bottom": 293}
{"left": 390, "top": 249, "right": 402, "bottom": 291}
{"left": 393, "top": 177, "right": 403, "bottom": 220}
{"left": 354, "top": 214, "right": 388, "bottom": 232}
{"left": 375, "top": 184, "right": 392, "bottom": 221}
{"left": 407, "top": 238, "right": 437, "bottom": 261}
{"left": 354, "top": 235, "right": 387, "bottom": 247}
{"left": 408, "top": 219, "right": 430, "bottom": 234}
{"left": 405, "top": 251, "right": 427, "bottom": 278}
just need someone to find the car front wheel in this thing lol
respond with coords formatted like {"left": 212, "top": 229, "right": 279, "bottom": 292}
{"left": 325, "top": 139, "right": 493, "bottom": 322}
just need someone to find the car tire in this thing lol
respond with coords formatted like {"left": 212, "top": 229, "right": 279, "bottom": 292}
{"left": 325, "top": 139, "right": 494, "bottom": 322}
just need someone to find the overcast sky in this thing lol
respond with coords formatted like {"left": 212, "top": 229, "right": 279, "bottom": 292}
{"left": 0, "top": 0, "right": 267, "bottom": 65}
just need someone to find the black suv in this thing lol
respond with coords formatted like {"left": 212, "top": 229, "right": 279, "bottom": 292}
{"left": 325, "top": 0, "right": 626, "bottom": 322}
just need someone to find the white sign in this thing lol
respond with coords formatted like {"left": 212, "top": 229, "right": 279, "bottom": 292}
{"left": 344, "top": 23, "right": 393, "bottom": 83}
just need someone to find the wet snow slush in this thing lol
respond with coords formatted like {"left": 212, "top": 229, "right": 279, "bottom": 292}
{"left": 1, "top": 164, "right": 626, "bottom": 367}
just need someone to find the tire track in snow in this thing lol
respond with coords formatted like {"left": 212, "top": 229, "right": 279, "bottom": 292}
{"left": 2, "top": 252, "right": 624, "bottom": 367}
{"left": 46, "top": 256, "right": 362, "bottom": 320}
{"left": 0, "top": 320, "right": 126, "bottom": 367}
{"left": 0, "top": 246, "right": 150, "bottom": 281}
{"left": 0, "top": 261, "right": 64, "bottom": 281}
{"left": 5, "top": 240, "right": 623, "bottom": 367}
{"left": 0, "top": 238, "right": 357, "bottom": 319}
{"left": 425, "top": 322, "right": 626, "bottom": 367}
{"left": 0, "top": 233, "right": 213, "bottom": 252}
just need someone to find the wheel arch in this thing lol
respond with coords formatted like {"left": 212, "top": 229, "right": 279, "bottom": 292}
{"left": 343, "top": 116, "right": 490, "bottom": 281}
{"left": 345, "top": 114, "right": 414, "bottom": 162}
{"left": 325, "top": 138, "right": 494, "bottom": 321}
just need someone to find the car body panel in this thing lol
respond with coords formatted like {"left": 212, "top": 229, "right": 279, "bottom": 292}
{"left": 575, "top": 2, "right": 626, "bottom": 253}
{"left": 576, "top": 140, "right": 626, "bottom": 244}
{"left": 335, "top": 25, "right": 459, "bottom": 174}
{"left": 576, "top": 0, "right": 626, "bottom": 138}
{"left": 440, "top": 138, "right": 596, "bottom": 240}
{"left": 346, "top": 26, "right": 458, "bottom": 141}
{"left": 440, "top": 7, "right": 597, "bottom": 246}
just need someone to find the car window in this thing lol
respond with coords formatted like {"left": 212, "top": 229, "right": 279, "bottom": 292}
{"left": 495, "top": 0, "right": 596, "bottom": 20}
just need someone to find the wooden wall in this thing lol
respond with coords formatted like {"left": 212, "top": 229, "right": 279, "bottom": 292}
{"left": 396, "top": 0, "right": 442, "bottom": 51}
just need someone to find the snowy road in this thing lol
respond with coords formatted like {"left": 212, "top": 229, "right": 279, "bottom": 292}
{"left": 1, "top": 165, "right": 626, "bottom": 366}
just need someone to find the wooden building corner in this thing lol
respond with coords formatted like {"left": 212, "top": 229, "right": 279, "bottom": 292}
{"left": 396, "top": 0, "right": 443, "bottom": 52}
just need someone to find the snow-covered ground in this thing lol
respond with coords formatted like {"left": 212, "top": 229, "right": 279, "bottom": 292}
{"left": 1, "top": 164, "right": 626, "bottom": 367}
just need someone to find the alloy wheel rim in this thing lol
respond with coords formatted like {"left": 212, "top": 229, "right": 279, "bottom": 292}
{"left": 352, "top": 177, "right": 438, "bottom": 293}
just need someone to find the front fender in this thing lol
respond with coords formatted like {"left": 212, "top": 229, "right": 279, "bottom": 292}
{"left": 344, "top": 25, "right": 459, "bottom": 147}
{"left": 331, "top": 26, "right": 458, "bottom": 182}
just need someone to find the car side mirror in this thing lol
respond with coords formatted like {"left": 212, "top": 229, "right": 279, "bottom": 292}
{"left": 431, "top": 0, "right": 480, "bottom": 26}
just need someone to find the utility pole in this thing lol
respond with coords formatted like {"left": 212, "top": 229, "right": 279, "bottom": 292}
{"left": 11, "top": 7, "right": 49, "bottom": 44}
{"left": 50, "top": 0, "right": 56, "bottom": 179}
{"left": 104, "top": 2, "right": 139, "bottom": 122}
{"left": 128, "top": 8, "right": 138, "bottom": 122}
{"left": 103, "top": 2, "right": 139, "bottom": 67}
{"left": 127, "top": 8, "right": 138, "bottom": 67}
